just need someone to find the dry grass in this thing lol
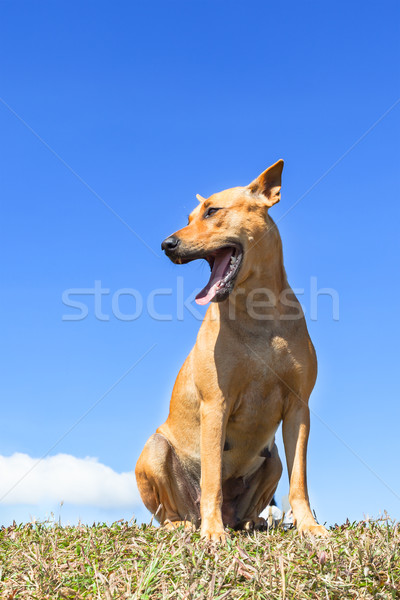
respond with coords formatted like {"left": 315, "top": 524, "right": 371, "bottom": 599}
{"left": 0, "top": 517, "right": 399, "bottom": 599}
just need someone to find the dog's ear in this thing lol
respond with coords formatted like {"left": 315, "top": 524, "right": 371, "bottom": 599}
{"left": 248, "top": 159, "right": 284, "bottom": 207}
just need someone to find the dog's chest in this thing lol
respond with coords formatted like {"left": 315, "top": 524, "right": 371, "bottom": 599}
{"left": 227, "top": 378, "right": 282, "bottom": 434}
{"left": 221, "top": 379, "right": 283, "bottom": 473}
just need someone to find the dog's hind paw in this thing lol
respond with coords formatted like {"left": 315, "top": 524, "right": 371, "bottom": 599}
{"left": 163, "top": 520, "right": 196, "bottom": 531}
{"left": 238, "top": 517, "right": 267, "bottom": 531}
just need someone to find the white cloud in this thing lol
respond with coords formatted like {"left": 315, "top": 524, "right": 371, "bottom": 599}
{"left": 0, "top": 453, "right": 140, "bottom": 508}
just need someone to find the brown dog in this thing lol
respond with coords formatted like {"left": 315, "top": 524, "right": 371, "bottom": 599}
{"left": 135, "top": 160, "right": 328, "bottom": 541}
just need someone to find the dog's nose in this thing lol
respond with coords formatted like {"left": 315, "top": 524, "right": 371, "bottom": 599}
{"left": 161, "top": 236, "right": 180, "bottom": 252}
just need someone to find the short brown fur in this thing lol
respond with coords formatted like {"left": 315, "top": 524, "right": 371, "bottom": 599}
{"left": 135, "top": 160, "right": 328, "bottom": 542}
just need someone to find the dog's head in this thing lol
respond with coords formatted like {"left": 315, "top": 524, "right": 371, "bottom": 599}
{"left": 161, "top": 160, "right": 284, "bottom": 305}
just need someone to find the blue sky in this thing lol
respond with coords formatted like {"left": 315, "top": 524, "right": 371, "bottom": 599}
{"left": 0, "top": 0, "right": 399, "bottom": 528}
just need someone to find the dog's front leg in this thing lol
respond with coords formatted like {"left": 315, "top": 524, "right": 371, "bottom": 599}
{"left": 283, "top": 398, "right": 328, "bottom": 536}
{"left": 199, "top": 398, "right": 228, "bottom": 543}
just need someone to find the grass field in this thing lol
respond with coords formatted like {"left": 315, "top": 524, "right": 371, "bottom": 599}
{"left": 0, "top": 517, "right": 398, "bottom": 599}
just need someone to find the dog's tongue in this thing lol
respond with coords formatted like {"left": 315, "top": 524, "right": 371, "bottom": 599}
{"left": 195, "top": 248, "right": 233, "bottom": 305}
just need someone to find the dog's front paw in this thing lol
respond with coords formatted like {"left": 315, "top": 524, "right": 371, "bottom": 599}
{"left": 298, "top": 522, "right": 329, "bottom": 537}
{"left": 200, "top": 524, "right": 228, "bottom": 544}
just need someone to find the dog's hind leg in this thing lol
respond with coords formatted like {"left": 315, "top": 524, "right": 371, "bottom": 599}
{"left": 135, "top": 433, "right": 200, "bottom": 527}
{"left": 234, "top": 443, "right": 283, "bottom": 530}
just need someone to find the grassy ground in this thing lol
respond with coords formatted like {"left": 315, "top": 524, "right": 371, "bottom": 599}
{"left": 0, "top": 517, "right": 398, "bottom": 599}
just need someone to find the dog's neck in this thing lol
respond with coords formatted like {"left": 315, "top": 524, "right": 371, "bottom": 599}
{"left": 214, "top": 221, "right": 297, "bottom": 325}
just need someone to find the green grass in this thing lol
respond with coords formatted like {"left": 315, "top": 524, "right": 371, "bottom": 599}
{"left": 0, "top": 517, "right": 399, "bottom": 599}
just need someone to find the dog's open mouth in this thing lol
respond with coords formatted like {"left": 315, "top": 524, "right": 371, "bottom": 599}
{"left": 195, "top": 245, "right": 243, "bottom": 305}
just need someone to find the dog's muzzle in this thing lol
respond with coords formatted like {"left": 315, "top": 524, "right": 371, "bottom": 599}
{"left": 161, "top": 235, "right": 181, "bottom": 257}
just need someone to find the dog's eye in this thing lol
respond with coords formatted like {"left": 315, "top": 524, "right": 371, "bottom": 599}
{"left": 204, "top": 207, "right": 220, "bottom": 219}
